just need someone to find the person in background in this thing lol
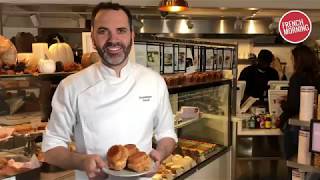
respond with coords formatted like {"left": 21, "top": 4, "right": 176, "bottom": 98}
{"left": 279, "top": 45, "right": 320, "bottom": 180}
{"left": 271, "top": 57, "right": 287, "bottom": 80}
{"left": 42, "top": 2, "right": 177, "bottom": 180}
{"left": 239, "top": 49, "right": 279, "bottom": 104}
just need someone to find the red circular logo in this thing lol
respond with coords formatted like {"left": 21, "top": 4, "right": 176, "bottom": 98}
{"left": 279, "top": 10, "right": 312, "bottom": 44}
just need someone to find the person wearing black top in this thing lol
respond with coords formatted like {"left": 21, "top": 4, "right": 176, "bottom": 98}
{"left": 280, "top": 45, "right": 320, "bottom": 162}
{"left": 239, "top": 49, "right": 279, "bottom": 103}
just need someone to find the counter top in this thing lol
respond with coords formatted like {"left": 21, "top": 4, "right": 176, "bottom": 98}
{"left": 233, "top": 114, "right": 283, "bottom": 136}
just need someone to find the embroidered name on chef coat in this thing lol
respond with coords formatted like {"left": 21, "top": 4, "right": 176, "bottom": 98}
{"left": 139, "top": 96, "right": 152, "bottom": 102}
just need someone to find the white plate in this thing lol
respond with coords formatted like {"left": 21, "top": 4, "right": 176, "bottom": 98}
{"left": 103, "top": 161, "right": 155, "bottom": 177}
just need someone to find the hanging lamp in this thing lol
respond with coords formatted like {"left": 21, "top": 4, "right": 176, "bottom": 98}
{"left": 159, "top": 0, "right": 189, "bottom": 12}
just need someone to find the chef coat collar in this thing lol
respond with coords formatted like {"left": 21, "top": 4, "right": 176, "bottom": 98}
{"left": 98, "top": 58, "right": 133, "bottom": 79}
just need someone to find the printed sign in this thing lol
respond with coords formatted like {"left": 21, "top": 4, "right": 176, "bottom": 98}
{"left": 279, "top": 10, "right": 312, "bottom": 44}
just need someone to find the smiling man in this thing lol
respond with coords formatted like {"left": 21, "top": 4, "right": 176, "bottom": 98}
{"left": 42, "top": 3, "right": 177, "bottom": 180}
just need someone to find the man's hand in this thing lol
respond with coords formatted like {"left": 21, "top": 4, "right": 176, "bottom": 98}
{"left": 44, "top": 147, "right": 108, "bottom": 180}
{"left": 81, "top": 154, "right": 107, "bottom": 180}
{"left": 144, "top": 149, "right": 163, "bottom": 177}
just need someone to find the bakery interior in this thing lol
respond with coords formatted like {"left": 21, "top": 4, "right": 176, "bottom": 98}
{"left": 0, "top": 0, "right": 320, "bottom": 179}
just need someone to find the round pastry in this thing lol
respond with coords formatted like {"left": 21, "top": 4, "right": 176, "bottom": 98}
{"left": 124, "top": 144, "right": 139, "bottom": 157}
{"left": 0, "top": 158, "right": 7, "bottom": 169}
{"left": 127, "top": 151, "right": 152, "bottom": 172}
{"left": 106, "top": 145, "right": 129, "bottom": 171}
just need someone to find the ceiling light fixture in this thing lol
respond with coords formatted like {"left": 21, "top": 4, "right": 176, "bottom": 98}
{"left": 159, "top": 0, "right": 189, "bottom": 13}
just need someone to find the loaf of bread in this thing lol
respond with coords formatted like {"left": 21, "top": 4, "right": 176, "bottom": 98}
{"left": 106, "top": 145, "right": 129, "bottom": 171}
{"left": 127, "top": 151, "right": 152, "bottom": 172}
{"left": 124, "top": 144, "right": 139, "bottom": 157}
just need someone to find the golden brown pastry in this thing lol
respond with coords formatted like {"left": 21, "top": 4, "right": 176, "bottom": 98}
{"left": 127, "top": 151, "right": 152, "bottom": 172}
{"left": 37, "top": 122, "right": 47, "bottom": 130}
{"left": 0, "top": 132, "right": 8, "bottom": 139}
{"left": 124, "top": 144, "right": 139, "bottom": 157}
{"left": 106, "top": 145, "right": 129, "bottom": 171}
{"left": 0, "top": 158, "right": 7, "bottom": 169}
{"left": 13, "top": 124, "right": 33, "bottom": 134}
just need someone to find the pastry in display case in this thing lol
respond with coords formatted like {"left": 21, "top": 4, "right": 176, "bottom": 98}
{"left": 153, "top": 79, "right": 232, "bottom": 180}
{"left": 0, "top": 74, "right": 64, "bottom": 179}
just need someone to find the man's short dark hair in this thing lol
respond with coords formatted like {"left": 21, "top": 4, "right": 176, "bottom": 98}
{"left": 91, "top": 2, "right": 132, "bottom": 31}
{"left": 258, "top": 49, "right": 274, "bottom": 64}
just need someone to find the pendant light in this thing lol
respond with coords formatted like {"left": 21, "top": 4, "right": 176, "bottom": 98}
{"left": 159, "top": 0, "right": 189, "bottom": 12}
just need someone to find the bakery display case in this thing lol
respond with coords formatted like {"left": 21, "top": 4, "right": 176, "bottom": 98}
{"left": 153, "top": 79, "right": 232, "bottom": 180}
{"left": 0, "top": 73, "right": 71, "bottom": 179}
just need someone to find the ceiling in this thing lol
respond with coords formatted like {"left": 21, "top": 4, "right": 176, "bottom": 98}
{"left": 1, "top": 0, "right": 320, "bottom": 22}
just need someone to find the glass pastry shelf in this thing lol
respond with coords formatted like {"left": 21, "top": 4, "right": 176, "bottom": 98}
{"left": 168, "top": 79, "right": 231, "bottom": 94}
{"left": 287, "top": 157, "right": 320, "bottom": 173}
{"left": 174, "top": 146, "right": 229, "bottom": 180}
{"left": 0, "top": 112, "right": 42, "bottom": 126}
{"left": 0, "top": 72, "right": 76, "bottom": 79}
{"left": 175, "top": 118, "right": 200, "bottom": 129}
{"left": 175, "top": 113, "right": 226, "bottom": 129}
{"left": 288, "top": 118, "right": 311, "bottom": 128}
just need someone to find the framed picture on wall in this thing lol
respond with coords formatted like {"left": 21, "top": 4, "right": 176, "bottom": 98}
{"left": 147, "top": 44, "right": 161, "bottom": 73}
{"left": 213, "top": 48, "right": 218, "bottom": 70}
{"left": 217, "top": 49, "right": 224, "bottom": 70}
{"left": 135, "top": 43, "right": 147, "bottom": 67}
{"left": 193, "top": 46, "right": 200, "bottom": 71}
{"left": 164, "top": 45, "right": 174, "bottom": 74}
{"left": 224, "top": 48, "right": 232, "bottom": 69}
{"left": 176, "top": 46, "right": 186, "bottom": 71}
{"left": 206, "top": 48, "right": 214, "bottom": 71}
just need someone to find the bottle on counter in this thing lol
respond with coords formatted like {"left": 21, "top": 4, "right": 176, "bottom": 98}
{"left": 248, "top": 115, "right": 256, "bottom": 129}
{"left": 259, "top": 115, "right": 265, "bottom": 129}
{"left": 265, "top": 114, "right": 272, "bottom": 129}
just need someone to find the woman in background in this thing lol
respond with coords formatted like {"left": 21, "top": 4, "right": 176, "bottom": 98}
{"left": 280, "top": 45, "right": 320, "bottom": 179}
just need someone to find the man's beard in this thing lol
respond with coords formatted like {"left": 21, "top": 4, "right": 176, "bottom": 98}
{"left": 96, "top": 38, "right": 132, "bottom": 67}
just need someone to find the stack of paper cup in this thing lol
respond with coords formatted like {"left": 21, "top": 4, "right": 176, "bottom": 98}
{"left": 298, "top": 130, "right": 311, "bottom": 165}
{"left": 292, "top": 169, "right": 305, "bottom": 180}
{"left": 299, "top": 86, "right": 315, "bottom": 121}
{"left": 317, "top": 94, "right": 320, "bottom": 120}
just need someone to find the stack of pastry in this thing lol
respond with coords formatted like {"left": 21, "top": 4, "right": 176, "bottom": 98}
{"left": 178, "top": 138, "right": 216, "bottom": 161}
{"left": 152, "top": 154, "right": 196, "bottom": 180}
{"left": 106, "top": 144, "right": 152, "bottom": 173}
{"left": 12, "top": 124, "right": 33, "bottom": 134}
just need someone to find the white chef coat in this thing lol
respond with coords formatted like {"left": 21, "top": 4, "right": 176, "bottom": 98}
{"left": 42, "top": 60, "right": 177, "bottom": 180}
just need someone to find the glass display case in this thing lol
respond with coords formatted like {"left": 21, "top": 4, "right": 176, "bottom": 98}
{"left": 0, "top": 72, "right": 232, "bottom": 179}
{"left": 164, "top": 79, "right": 232, "bottom": 180}
{"left": 0, "top": 73, "right": 71, "bottom": 179}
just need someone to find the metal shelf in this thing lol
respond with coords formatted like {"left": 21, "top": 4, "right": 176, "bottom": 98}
{"left": 288, "top": 118, "right": 310, "bottom": 128}
{"left": 287, "top": 159, "right": 320, "bottom": 173}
